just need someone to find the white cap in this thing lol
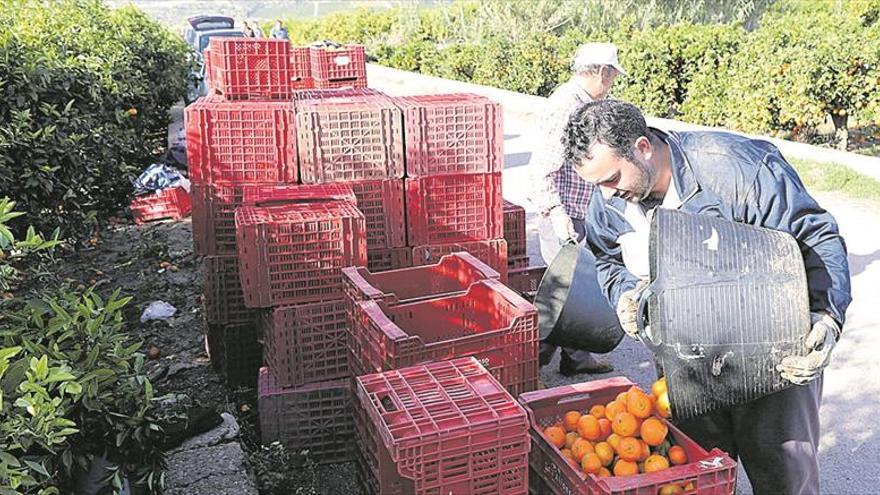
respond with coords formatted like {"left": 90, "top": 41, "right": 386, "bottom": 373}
{"left": 572, "top": 42, "right": 626, "bottom": 76}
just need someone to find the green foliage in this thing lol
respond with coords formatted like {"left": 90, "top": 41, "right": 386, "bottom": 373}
{"left": 0, "top": 0, "right": 192, "bottom": 241}
{"left": 0, "top": 198, "right": 61, "bottom": 292}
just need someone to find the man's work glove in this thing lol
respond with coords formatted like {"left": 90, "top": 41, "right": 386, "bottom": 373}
{"left": 777, "top": 312, "right": 841, "bottom": 386}
{"left": 549, "top": 206, "right": 577, "bottom": 243}
{"left": 616, "top": 279, "right": 649, "bottom": 340}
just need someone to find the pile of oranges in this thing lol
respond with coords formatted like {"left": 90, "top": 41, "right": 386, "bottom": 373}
{"left": 540, "top": 378, "right": 693, "bottom": 492}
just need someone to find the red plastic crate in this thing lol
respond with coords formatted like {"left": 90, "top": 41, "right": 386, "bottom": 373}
{"left": 366, "top": 247, "right": 413, "bottom": 273}
{"left": 411, "top": 239, "right": 509, "bottom": 283}
{"left": 343, "top": 252, "right": 499, "bottom": 308}
{"left": 260, "top": 299, "right": 350, "bottom": 387}
{"left": 503, "top": 199, "right": 527, "bottom": 259}
{"left": 236, "top": 201, "right": 367, "bottom": 308}
{"left": 209, "top": 38, "right": 291, "bottom": 100}
{"left": 349, "top": 279, "right": 539, "bottom": 396}
{"left": 309, "top": 44, "right": 367, "bottom": 89}
{"left": 192, "top": 183, "right": 355, "bottom": 256}
{"left": 206, "top": 322, "right": 262, "bottom": 387}
{"left": 295, "top": 91, "right": 405, "bottom": 183}
{"left": 349, "top": 179, "right": 406, "bottom": 249}
{"left": 185, "top": 96, "right": 296, "bottom": 185}
{"left": 354, "top": 357, "right": 531, "bottom": 495}
{"left": 259, "top": 368, "right": 354, "bottom": 464}
{"left": 290, "top": 45, "right": 314, "bottom": 90}
{"left": 507, "top": 265, "right": 546, "bottom": 302}
{"left": 395, "top": 94, "right": 503, "bottom": 177}
{"left": 519, "top": 378, "right": 738, "bottom": 495}
{"left": 293, "top": 87, "right": 381, "bottom": 101}
{"left": 202, "top": 255, "right": 256, "bottom": 325}
{"left": 130, "top": 187, "right": 192, "bottom": 225}
{"left": 405, "top": 173, "right": 503, "bottom": 245}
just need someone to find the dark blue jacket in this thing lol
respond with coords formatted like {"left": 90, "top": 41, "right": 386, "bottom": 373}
{"left": 585, "top": 129, "right": 852, "bottom": 326}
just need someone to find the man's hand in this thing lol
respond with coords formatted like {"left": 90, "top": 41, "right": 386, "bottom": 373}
{"left": 550, "top": 206, "right": 577, "bottom": 243}
{"left": 777, "top": 313, "right": 840, "bottom": 386}
{"left": 616, "top": 279, "right": 649, "bottom": 339}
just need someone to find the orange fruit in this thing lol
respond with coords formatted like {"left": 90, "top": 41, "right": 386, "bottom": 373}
{"left": 571, "top": 438, "right": 594, "bottom": 461}
{"left": 612, "top": 412, "right": 639, "bottom": 437}
{"left": 594, "top": 442, "right": 614, "bottom": 467}
{"left": 617, "top": 436, "right": 642, "bottom": 462}
{"left": 544, "top": 426, "right": 566, "bottom": 448}
{"left": 581, "top": 452, "right": 602, "bottom": 474}
{"left": 606, "top": 433, "right": 622, "bottom": 452}
{"left": 652, "top": 377, "right": 667, "bottom": 397}
{"left": 640, "top": 417, "right": 669, "bottom": 447}
{"left": 668, "top": 445, "right": 688, "bottom": 465}
{"left": 659, "top": 484, "right": 684, "bottom": 495}
{"left": 564, "top": 431, "right": 579, "bottom": 449}
{"left": 598, "top": 466, "right": 612, "bottom": 477}
{"left": 684, "top": 482, "right": 695, "bottom": 491}
{"left": 560, "top": 448, "right": 574, "bottom": 461}
{"left": 563, "top": 411, "right": 582, "bottom": 432}
{"left": 656, "top": 391, "right": 672, "bottom": 418}
{"left": 627, "top": 389, "right": 653, "bottom": 419}
{"left": 577, "top": 414, "right": 601, "bottom": 440}
{"left": 613, "top": 459, "right": 639, "bottom": 476}
{"left": 597, "top": 418, "right": 612, "bottom": 440}
{"left": 589, "top": 404, "right": 606, "bottom": 419}
{"left": 638, "top": 439, "right": 651, "bottom": 462}
{"left": 616, "top": 391, "right": 629, "bottom": 403}
{"left": 605, "top": 400, "right": 627, "bottom": 421}
{"left": 644, "top": 454, "right": 670, "bottom": 473}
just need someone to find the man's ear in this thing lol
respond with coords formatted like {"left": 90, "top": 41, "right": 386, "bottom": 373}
{"left": 634, "top": 135, "right": 653, "bottom": 160}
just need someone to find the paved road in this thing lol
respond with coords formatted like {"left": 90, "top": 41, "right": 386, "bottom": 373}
{"left": 369, "top": 79, "right": 880, "bottom": 494}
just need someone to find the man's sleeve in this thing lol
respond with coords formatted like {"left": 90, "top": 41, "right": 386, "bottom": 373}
{"left": 584, "top": 193, "right": 641, "bottom": 308}
{"left": 529, "top": 98, "right": 573, "bottom": 216}
{"left": 741, "top": 147, "right": 852, "bottom": 326}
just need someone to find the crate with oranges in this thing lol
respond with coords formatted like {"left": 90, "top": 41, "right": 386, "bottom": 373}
{"left": 519, "top": 376, "right": 737, "bottom": 495}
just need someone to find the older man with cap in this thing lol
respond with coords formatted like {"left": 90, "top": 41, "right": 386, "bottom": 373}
{"left": 529, "top": 42, "right": 625, "bottom": 375}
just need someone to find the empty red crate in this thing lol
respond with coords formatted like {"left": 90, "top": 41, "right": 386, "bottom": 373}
{"left": 206, "top": 322, "right": 262, "bottom": 387}
{"left": 185, "top": 96, "right": 296, "bottom": 185}
{"left": 519, "top": 378, "right": 738, "bottom": 495}
{"left": 309, "top": 44, "right": 367, "bottom": 89}
{"left": 261, "top": 299, "right": 350, "bottom": 387}
{"left": 290, "top": 45, "right": 314, "bottom": 90}
{"left": 411, "top": 239, "right": 508, "bottom": 282}
{"left": 209, "top": 38, "right": 291, "bottom": 99}
{"left": 343, "top": 252, "right": 499, "bottom": 307}
{"left": 202, "top": 255, "right": 256, "bottom": 325}
{"left": 349, "top": 279, "right": 538, "bottom": 396}
{"left": 259, "top": 367, "right": 354, "bottom": 464}
{"left": 354, "top": 357, "right": 531, "bottom": 495}
{"left": 367, "top": 247, "right": 412, "bottom": 273}
{"left": 395, "top": 94, "right": 502, "bottom": 177}
{"left": 130, "top": 187, "right": 192, "bottom": 225}
{"left": 349, "top": 179, "right": 405, "bottom": 249}
{"left": 192, "top": 183, "right": 356, "bottom": 256}
{"left": 507, "top": 265, "right": 546, "bottom": 302}
{"left": 405, "top": 173, "right": 503, "bottom": 245}
{"left": 236, "top": 201, "right": 367, "bottom": 308}
{"left": 503, "top": 199, "right": 527, "bottom": 259}
{"left": 295, "top": 91, "right": 404, "bottom": 184}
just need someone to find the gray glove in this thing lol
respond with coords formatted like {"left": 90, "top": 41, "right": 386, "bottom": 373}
{"left": 549, "top": 206, "right": 577, "bottom": 243}
{"left": 616, "top": 279, "right": 649, "bottom": 340}
{"left": 777, "top": 313, "right": 840, "bottom": 386}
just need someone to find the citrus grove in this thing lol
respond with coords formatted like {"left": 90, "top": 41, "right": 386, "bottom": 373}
{"left": 540, "top": 378, "right": 694, "bottom": 493}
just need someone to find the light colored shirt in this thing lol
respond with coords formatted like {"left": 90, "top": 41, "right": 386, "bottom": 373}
{"left": 529, "top": 79, "right": 595, "bottom": 220}
{"left": 619, "top": 175, "right": 683, "bottom": 279}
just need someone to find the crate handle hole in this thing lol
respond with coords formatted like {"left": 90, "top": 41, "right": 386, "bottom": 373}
{"left": 379, "top": 394, "right": 397, "bottom": 413}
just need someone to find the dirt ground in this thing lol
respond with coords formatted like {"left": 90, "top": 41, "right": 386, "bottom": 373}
{"left": 39, "top": 217, "right": 358, "bottom": 494}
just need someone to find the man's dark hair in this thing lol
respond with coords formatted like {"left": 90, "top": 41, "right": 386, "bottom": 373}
{"left": 563, "top": 99, "right": 649, "bottom": 167}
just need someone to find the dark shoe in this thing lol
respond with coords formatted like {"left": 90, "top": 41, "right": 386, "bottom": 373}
{"left": 559, "top": 350, "right": 614, "bottom": 376}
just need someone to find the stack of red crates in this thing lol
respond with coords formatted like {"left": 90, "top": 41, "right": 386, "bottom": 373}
{"left": 395, "top": 94, "right": 507, "bottom": 279}
{"left": 502, "top": 199, "right": 546, "bottom": 300}
{"left": 353, "top": 357, "right": 531, "bottom": 495}
{"left": 342, "top": 252, "right": 539, "bottom": 397}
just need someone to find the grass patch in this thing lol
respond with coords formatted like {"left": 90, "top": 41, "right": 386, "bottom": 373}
{"left": 789, "top": 158, "right": 880, "bottom": 202}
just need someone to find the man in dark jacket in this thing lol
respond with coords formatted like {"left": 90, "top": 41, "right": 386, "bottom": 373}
{"left": 562, "top": 99, "right": 851, "bottom": 494}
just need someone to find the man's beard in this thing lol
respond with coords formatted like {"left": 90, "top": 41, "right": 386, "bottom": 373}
{"left": 632, "top": 157, "right": 657, "bottom": 202}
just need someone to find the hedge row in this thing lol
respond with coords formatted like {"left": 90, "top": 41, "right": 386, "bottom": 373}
{"left": 0, "top": 0, "right": 192, "bottom": 240}
{"left": 283, "top": 1, "right": 880, "bottom": 149}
